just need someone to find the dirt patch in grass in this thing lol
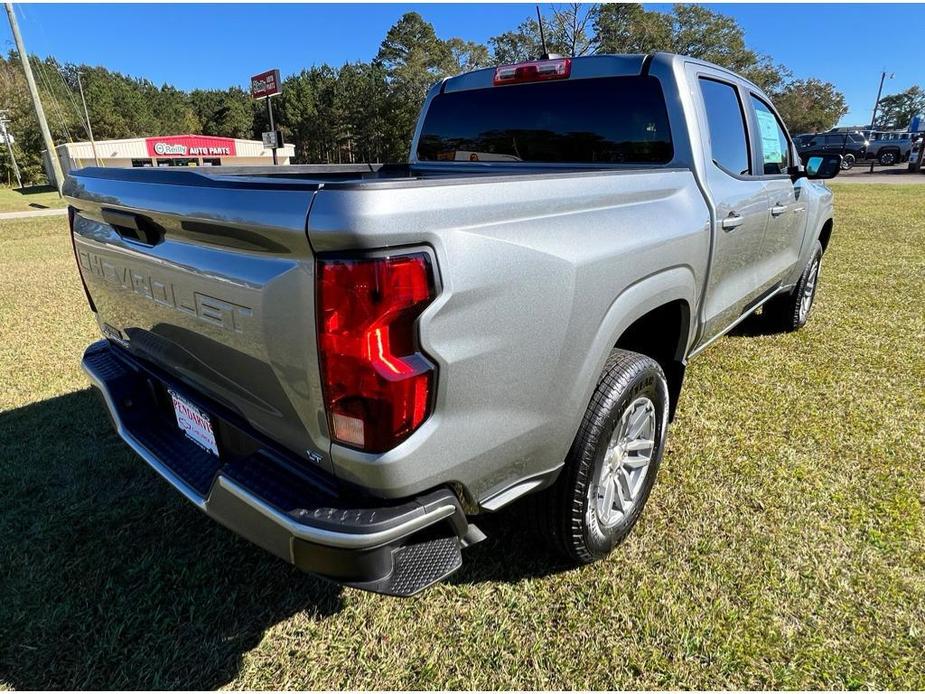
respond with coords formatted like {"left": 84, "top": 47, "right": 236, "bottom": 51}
{"left": 0, "top": 185, "right": 923, "bottom": 688}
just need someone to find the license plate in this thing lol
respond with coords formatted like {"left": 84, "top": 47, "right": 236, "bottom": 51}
{"left": 169, "top": 389, "right": 219, "bottom": 457}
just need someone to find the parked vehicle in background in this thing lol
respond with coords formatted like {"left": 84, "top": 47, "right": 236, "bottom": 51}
{"left": 865, "top": 131, "right": 913, "bottom": 165}
{"left": 65, "top": 53, "right": 840, "bottom": 596}
{"left": 908, "top": 136, "right": 922, "bottom": 170}
{"left": 797, "top": 132, "right": 867, "bottom": 169}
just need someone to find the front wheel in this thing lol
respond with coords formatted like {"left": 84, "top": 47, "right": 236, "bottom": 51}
{"left": 841, "top": 153, "right": 856, "bottom": 170}
{"left": 531, "top": 349, "right": 669, "bottom": 563}
{"left": 764, "top": 241, "right": 823, "bottom": 332}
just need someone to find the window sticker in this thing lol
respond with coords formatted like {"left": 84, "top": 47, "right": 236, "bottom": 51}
{"left": 755, "top": 108, "right": 782, "bottom": 163}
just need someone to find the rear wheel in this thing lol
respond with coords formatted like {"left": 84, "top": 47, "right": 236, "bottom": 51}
{"left": 531, "top": 349, "right": 669, "bottom": 563}
{"left": 878, "top": 150, "right": 898, "bottom": 166}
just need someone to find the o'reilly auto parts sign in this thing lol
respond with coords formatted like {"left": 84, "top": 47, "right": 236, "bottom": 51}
{"left": 145, "top": 136, "right": 237, "bottom": 158}
{"left": 251, "top": 69, "right": 281, "bottom": 99}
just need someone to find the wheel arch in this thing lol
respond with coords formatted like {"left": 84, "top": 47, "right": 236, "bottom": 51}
{"left": 568, "top": 267, "right": 697, "bottom": 430}
{"left": 818, "top": 218, "right": 834, "bottom": 254}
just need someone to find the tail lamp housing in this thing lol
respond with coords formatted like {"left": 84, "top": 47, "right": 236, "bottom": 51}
{"left": 316, "top": 252, "right": 437, "bottom": 453}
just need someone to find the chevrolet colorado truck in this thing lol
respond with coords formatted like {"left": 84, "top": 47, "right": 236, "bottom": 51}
{"left": 66, "top": 53, "right": 839, "bottom": 596}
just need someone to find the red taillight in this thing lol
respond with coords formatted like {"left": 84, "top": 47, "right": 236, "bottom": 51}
{"left": 316, "top": 253, "right": 437, "bottom": 453}
{"left": 493, "top": 58, "right": 571, "bottom": 86}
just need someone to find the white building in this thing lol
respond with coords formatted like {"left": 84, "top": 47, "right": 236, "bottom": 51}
{"left": 55, "top": 134, "right": 295, "bottom": 174}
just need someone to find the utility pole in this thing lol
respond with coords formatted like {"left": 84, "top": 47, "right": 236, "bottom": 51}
{"left": 868, "top": 70, "right": 893, "bottom": 131}
{"left": 866, "top": 70, "right": 893, "bottom": 174}
{"left": 0, "top": 111, "right": 22, "bottom": 189}
{"left": 76, "top": 70, "right": 100, "bottom": 166}
{"left": 5, "top": 2, "right": 64, "bottom": 194}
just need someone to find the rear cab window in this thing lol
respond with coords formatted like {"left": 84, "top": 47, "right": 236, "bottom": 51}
{"left": 416, "top": 76, "right": 673, "bottom": 165}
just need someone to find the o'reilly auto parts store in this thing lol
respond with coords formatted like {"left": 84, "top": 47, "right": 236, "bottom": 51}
{"left": 55, "top": 134, "right": 295, "bottom": 173}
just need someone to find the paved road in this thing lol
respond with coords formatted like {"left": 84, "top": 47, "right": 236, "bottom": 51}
{"left": 834, "top": 165, "right": 925, "bottom": 184}
{"left": 0, "top": 207, "right": 68, "bottom": 220}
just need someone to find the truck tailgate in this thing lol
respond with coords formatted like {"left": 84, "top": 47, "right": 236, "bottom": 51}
{"left": 65, "top": 170, "right": 332, "bottom": 472}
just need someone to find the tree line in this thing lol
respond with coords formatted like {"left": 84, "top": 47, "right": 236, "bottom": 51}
{"left": 0, "top": 4, "right": 919, "bottom": 186}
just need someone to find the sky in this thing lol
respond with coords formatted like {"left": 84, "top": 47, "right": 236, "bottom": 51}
{"left": 2, "top": 3, "right": 923, "bottom": 127}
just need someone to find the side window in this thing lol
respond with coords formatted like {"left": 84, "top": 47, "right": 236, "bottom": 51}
{"left": 749, "top": 95, "right": 791, "bottom": 175}
{"left": 699, "top": 77, "right": 750, "bottom": 176}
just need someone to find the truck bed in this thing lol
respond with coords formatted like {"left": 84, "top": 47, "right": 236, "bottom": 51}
{"left": 69, "top": 161, "right": 668, "bottom": 191}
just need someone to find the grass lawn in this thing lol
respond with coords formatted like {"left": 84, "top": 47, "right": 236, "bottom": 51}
{"left": 0, "top": 186, "right": 68, "bottom": 213}
{"left": 0, "top": 184, "right": 923, "bottom": 689}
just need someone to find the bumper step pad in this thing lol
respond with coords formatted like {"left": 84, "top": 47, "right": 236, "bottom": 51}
{"left": 345, "top": 535, "right": 463, "bottom": 597}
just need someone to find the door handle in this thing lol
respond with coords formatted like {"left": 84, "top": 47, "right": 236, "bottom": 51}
{"left": 721, "top": 212, "right": 744, "bottom": 230}
{"left": 101, "top": 208, "right": 164, "bottom": 245}
{"left": 770, "top": 204, "right": 787, "bottom": 217}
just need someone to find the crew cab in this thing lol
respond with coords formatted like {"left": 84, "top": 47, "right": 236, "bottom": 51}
{"left": 865, "top": 130, "right": 913, "bottom": 166}
{"left": 66, "top": 53, "right": 839, "bottom": 596}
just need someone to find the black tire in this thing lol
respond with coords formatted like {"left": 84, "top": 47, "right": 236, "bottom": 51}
{"left": 841, "top": 153, "right": 855, "bottom": 170}
{"left": 764, "top": 241, "right": 823, "bottom": 332}
{"left": 530, "top": 349, "right": 669, "bottom": 564}
{"left": 878, "top": 150, "right": 898, "bottom": 166}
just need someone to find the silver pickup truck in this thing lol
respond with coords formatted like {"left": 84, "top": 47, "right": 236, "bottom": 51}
{"left": 66, "top": 53, "right": 839, "bottom": 596}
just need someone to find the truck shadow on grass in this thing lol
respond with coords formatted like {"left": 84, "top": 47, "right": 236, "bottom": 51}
{"left": 0, "top": 388, "right": 555, "bottom": 689}
{"left": 0, "top": 389, "right": 343, "bottom": 689}
{"left": 726, "top": 308, "right": 782, "bottom": 338}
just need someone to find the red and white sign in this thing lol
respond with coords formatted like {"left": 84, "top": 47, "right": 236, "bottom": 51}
{"left": 145, "top": 135, "right": 236, "bottom": 158}
{"left": 251, "top": 68, "right": 281, "bottom": 99}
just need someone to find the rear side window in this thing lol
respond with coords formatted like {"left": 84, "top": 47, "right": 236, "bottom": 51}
{"left": 416, "top": 76, "right": 673, "bottom": 165}
{"left": 699, "top": 78, "right": 750, "bottom": 176}
{"left": 749, "top": 95, "right": 791, "bottom": 175}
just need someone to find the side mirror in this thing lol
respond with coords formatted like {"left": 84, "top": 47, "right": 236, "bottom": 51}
{"left": 805, "top": 154, "right": 841, "bottom": 180}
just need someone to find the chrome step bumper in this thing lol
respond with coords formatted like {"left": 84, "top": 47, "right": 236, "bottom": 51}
{"left": 82, "top": 339, "right": 473, "bottom": 596}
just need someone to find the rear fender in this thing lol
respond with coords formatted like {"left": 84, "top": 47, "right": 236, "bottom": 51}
{"left": 565, "top": 266, "right": 698, "bottom": 435}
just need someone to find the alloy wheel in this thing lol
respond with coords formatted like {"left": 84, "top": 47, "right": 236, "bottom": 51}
{"left": 588, "top": 396, "right": 657, "bottom": 529}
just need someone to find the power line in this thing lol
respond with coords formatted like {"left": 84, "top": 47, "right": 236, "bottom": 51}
{"left": 19, "top": 3, "right": 93, "bottom": 142}
{"left": 4, "top": 2, "right": 63, "bottom": 192}
{"left": 30, "top": 51, "right": 74, "bottom": 142}
{"left": 16, "top": 4, "right": 74, "bottom": 142}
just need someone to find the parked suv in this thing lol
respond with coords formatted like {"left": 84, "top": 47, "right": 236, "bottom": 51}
{"left": 865, "top": 131, "right": 913, "bottom": 166}
{"left": 797, "top": 132, "right": 867, "bottom": 169}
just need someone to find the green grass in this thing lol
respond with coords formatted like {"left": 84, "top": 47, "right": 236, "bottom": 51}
{"left": 0, "top": 186, "right": 68, "bottom": 213}
{"left": 1, "top": 185, "right": 923, "bottom": 689}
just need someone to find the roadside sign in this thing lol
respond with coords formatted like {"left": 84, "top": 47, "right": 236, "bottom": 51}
{"left": 251, "top": 69, "right": 281, "bottom": 99}
{"left": 252, "top": 68, "right": 282, "bottom": 164}
{"left": 262, "top": 130, "right": 283, "bottom": 149}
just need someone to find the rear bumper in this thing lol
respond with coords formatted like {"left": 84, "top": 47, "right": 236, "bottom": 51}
{"left": 82, "top": 340, "right": 474, "bottom": 596}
